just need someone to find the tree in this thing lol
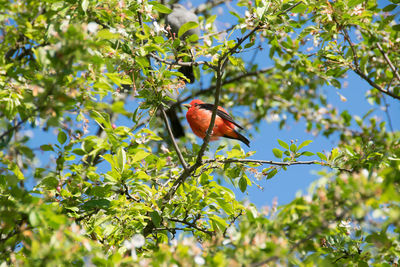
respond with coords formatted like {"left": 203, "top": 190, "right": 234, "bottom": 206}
{"left": 1, "top": 0, "right": 400, "bottom": 265}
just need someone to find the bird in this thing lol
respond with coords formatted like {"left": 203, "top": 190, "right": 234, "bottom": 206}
{"left": 166, "top": 4, "right": 200, "bottom": 84}
{"left": 183, "top": 99, "right": 250, "bottom": 147}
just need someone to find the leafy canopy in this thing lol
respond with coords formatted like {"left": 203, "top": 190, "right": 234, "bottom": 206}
{"left": 1, "top": 0, "right": 400, "bottom": 266}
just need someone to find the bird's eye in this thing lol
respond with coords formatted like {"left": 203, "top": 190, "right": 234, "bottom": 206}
{"left": 194, "top": 103, "right": 198, "bottom": 107}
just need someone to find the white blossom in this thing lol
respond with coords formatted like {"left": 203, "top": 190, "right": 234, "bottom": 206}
{"left": 194, "top": 256, "right": 205, "bottom": 265}
{"left": 131, "top": 234, "right": 145, "bottom": 248}
{"left": 87, "top": 22, "right": 99, "bottom": 34}
{"left": 153, "top": 21, "right": 167, "bottom": 34}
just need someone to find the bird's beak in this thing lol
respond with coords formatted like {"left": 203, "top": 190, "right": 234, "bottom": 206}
{"left": 183, "top": 104, "right": 191, "bottom": 109}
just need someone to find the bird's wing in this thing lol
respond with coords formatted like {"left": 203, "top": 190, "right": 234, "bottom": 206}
{"left": 198, "top": 103, "right": 244, "bottom": 130}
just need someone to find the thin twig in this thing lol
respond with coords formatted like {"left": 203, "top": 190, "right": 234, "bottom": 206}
{"left": 199, "top": 25, "right": 236, "bottom": 40}
{"left": 381, "top": 94, "right": 394, "bottom": 132}
{"left": 352, "top": 68, "right": 400, "bottom": 100}
{"left": 204, "top": 158, "right": 353, "bottom": 172}
{"left": 159, "top": 105, "right": 188, "bottom": 170}
{"left": 277, "top": 1, "right": 303, "bottom": 16}
{"left": 342, "top": 28, "right": 359, "bottom": 68}
{"left": 149, "top": 53, "right": 215, "bottom": 70}
{"left": 342, "top": 28, "right": 400, "bottom": 100}
{"left": 382, "top": 76, "right": 395, "bottom": 132}
{"left": 0, "top": 119, "right": 28, "bottom": 141}
{"left": 205, "top": 158, "right": 321, "bottom": 166}
{"left": 168, "top": 217, "right": 214, "bottom": 236}
{"left": 376, "top": 42, "right": 400, "bottom": 83}
{"left": 223, "top": 210, "right": 243, "bottom": 238}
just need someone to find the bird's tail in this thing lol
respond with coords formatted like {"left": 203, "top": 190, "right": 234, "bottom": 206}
{"left": 178, "top": 65, "right": 195, "bottom": 84}
{"left": 224, "top": 131, "right": 250, "bottom": 147}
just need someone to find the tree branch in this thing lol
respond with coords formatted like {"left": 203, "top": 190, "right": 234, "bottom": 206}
{"left": 342, "top": 28, "right": 400, "bottom": 100}
{"left": 168, "top": 217, "right": 214, "bottom": 236}
{"left": 204, "top": 158, "right": 321, "bottom": 166}
{"left": 149, "top": 52, "right": 215, "bottom": 70}
{"left": 376, "top": 42, "right": 400, "bottom": 83}
{"left": 352, "top": 68, "right": 400, "bottom": 100}
{"left": 223, "top": 210, "right": 243, "bottom": 238}
{"left": 278, "top": 1, "right": 304, "bottom": 16}
{"left": 159, "top": 105, "right": 188, "bottom": 170}
{"left": 0, "top": 118, "right": 29, "bottom": 142}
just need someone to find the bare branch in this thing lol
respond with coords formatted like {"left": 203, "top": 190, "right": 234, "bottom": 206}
{"left": 159, "top": 105, "right": 188, "bottom": 170}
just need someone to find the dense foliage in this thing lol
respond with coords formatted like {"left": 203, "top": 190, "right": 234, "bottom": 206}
{"left": 1, "top": 0, "right": 400, "bottom": 265}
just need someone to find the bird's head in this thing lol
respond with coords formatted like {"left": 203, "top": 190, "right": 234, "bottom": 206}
{"left": 171, "top": 3, "right": 186, "bottom": 10}
{"left": 183, "top": 99, "right": 204, "bottom": 109}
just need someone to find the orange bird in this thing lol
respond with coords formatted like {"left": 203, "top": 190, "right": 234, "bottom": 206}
{"left": 183, "top": 99, "right": 250, "bottom": 147}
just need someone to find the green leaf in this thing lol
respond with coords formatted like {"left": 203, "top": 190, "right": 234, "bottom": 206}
{"left": 131, "top": 150, "right": 150, "bottom": 163}
{"left": 317, "top": 152, "right": 327, "bottom": 161}
{"left": 10, "top": 162, "right": 24, "bottom": 180}
{"left": 57, "top": 131, "right": 67, "bottom": 145}
{"left": 200, "top": 173, "right": 209, "bottom": 185}
{"left": 393, "top": 24, "right": 400, "bottom": 31}
{"left": 40, "top": 144, "right": 54, "bottom": 151}
{"left": 291, "top": 3, "right": 307, "bottom": 13}
{"left": 29, "top": 211, "right": 40, "bottom": 227}
{"left": 210, "top": 215, "right": 228, "bottom": 231}
{"left": 301, "top": 151, "right": 315, "bottom": 157}
{"left": 272, "top": 148, "right": 283, "bottom": 158}
{"left": 149, "top": 1, "right": 172, "bottom": 14}
{"left": 82, "top": 199, "right": 110, "bottom": 210}
{"left": 117, "top": 147, "right": 126, "bottom": 172}
{"left": 96, "top": 29, "right": 120, "bottom": 40}
{"left": 72, "top": 148, "right": 86, "bottom": 156}
{"left": 216, "top": 198, "right": 234, "bottom": 215}
{"left": 330, "top": 148, "right": 339, "bottom": 160}
{"left": 330, "top": 79, "right": 341, "bottom": 88}
{"left": 298, "top": 140, "right": 312, "bottom": 150}
{"left": 178, "top": 21, "right": 198, "bottom": 38}
{"left": 150, "top": 211, "right": 161, "bottom": 227}
{"left": 383, "top": 4, "right": 397, "bottom": 12}
{"left": 278, "top": 139, "right": 289, "bottom": 150}
{"left": 239, "top": 177, "right": 247, "bottom": 193}
{"left": 266, "top": 169, "right": 278, "bottom": 179}
{"left": 290, "top": 143, "right": 297, "bottom": 153}
{"left": 81, "top": 0, "right": 89, "bottom": 12}
{"left": 348, "top": 0, "right": 364, "bottom": 7}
